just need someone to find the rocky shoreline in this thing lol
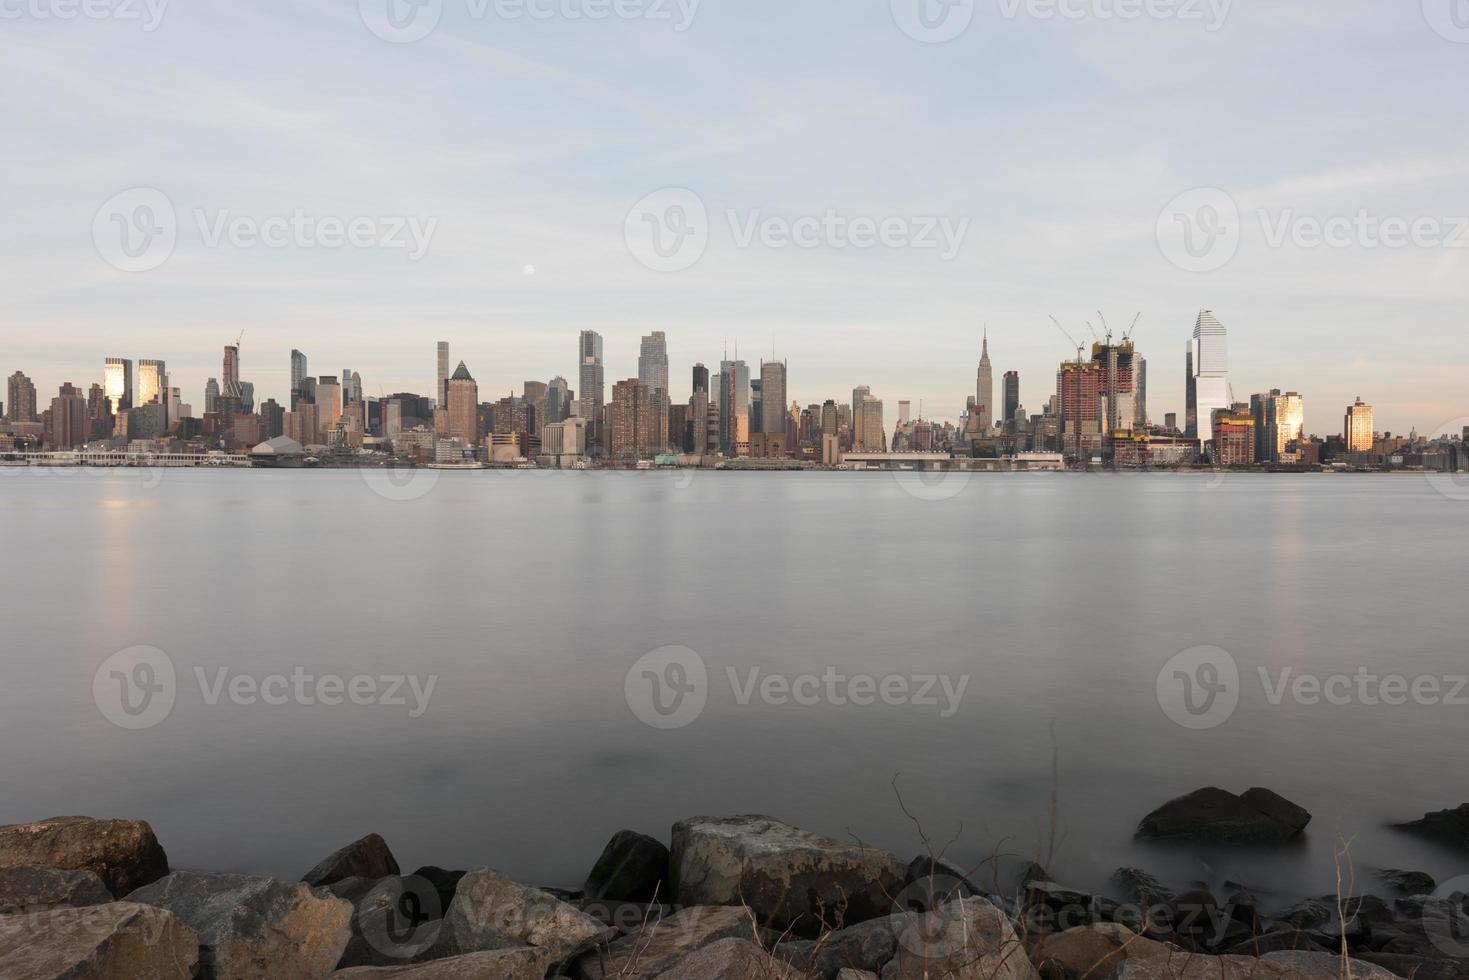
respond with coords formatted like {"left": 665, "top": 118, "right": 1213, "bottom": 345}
{"left": 2, "top": 789, "right": 1467, "bottom": 979}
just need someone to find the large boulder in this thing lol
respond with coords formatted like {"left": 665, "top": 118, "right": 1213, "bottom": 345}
{"left": 335, "top": 874, "right": 447, "bottom": 968}
{"left": 1378, "top": 870, "right": 1436, "bottom": 895}
{"left": 651, "top": 937, "right": 804, "bottom": 979}
{"left": 1110, "top": 869, "right": 1175, "bottom": 909}
{"left": 1259, "top": 950, "right": 1404, "bottom": 978}
{"left": 0, "top": 901, "right": 198, "bottom": 979}
{"left": 1393, "top": 805, "right": 1469, "bottom": 851}
{"left": 777, "top": 914, "right": 908, "bottom": 979}
{"left": 125, "top": 871, "right": 352, "bottom": 979}
{"left": 1037, "top": 922, "right": 1183, "bottom": 979}
{"left": 574, "top": 905, "right": 762, "bottom": 979}
{"left": 0, "top": 817, "right": 169, "bottom": 896}
{"left": 583, "top": 830, "right": 670, "bottom": 904}
{"left": 1135, "top": 789, "right": 1311, "bottom": 844}
{"left": 433, "top": 868, "right": 613, "bottom": 966}
{"left": 331, "top": 948, "right": 549, "bottom": 978}
{"left": 881, "top": 896, "right": 1038, "bottom": 980}
{"left": 304, "top": 834, "right": 401, "bottom": 889}
{"left": 670, "top": 815, "right": 906, "bottom": 935}
{"left": 0, "top": 866, "right": 112, "bottom": 914}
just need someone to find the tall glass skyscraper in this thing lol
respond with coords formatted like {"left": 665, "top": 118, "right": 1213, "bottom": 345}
{"left": 102, "top": 358, "right": 132, "bottom": 415}
{"left": 290, "top": 349, "right": 309, "bottom": 410}
{"left": 137, "top": 360, "right": 167, "bottom": 415}
{"left": 638, "top": 331, "right": 668, "bottom": 395}
{"left": 1187, "top": 310, "right": 1229, "bottom": 440}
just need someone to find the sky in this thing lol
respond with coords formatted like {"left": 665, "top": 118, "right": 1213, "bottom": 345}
{"left": 3, "top": 0, "right": 1467, "bottom": 437}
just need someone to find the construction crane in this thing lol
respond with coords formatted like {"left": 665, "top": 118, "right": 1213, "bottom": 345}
{"left": 1123, "top": 313, "right": 1141, "bottom": 343}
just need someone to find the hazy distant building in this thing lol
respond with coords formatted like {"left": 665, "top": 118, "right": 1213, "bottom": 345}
{"left": 437, "top": 342, "right": 451, "bottom": 407}
{"left": 1345, "top": 397, "right": 1374, "bottom": 452}
{"left": 638, "top": 331, "right": 669, "bottom": 394}
{"left": 546, "top": 376, "right": 571, "bottom": 425}
{"left": 1187, "top": 310, "right": 1229, "bottom": 440}
{"left": 760, "top": 360, "right": 787, "bottom": 439}
{"left": 290, "top": 349, "right": 309, "bottom": 410}
{"left": 204, "top": 378, "right": 220, "bottom": 415}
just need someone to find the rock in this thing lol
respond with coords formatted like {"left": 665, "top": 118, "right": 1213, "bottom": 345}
{"left": 670, "top": 815, "right": 906, "bottom": 935}
{"left": 1342, "top": 894, "right": 1395, "bottom": 928}
{"left": 837, "top": 971, "right": 880, "bottom": 980}
{"left": 574, "top": 905, "right": 761, "bottom": 979}
{"left": 1015, "top": 862, "right": 1051, "bottom": 895}
{"left": 331, "top": 948, "right": 550, "bottom": 978}
{"left": 1110, "top": 869, "right": 1175, "bottom": 909}
{"left": 125, "top": 871, "right": 352, "bottom": 980}
{"left": 1355, "top": 952, "right": 1469, "bottom": 980}
{"left": 411, "top": 867, "right": 466, "bottom": 916}
{"left": 1221, "top": 930, "right": 1328, "bottom": 955}
{"left": 1393, "top": 805, "right": 1469, "bottom": 851}
{"left": 577, "top": 899, "right": 673, "bottom": 936}
{"left": 651, "top": 937, "right": 804, "bottom": 979}
{"left": 1169, "top": 889, "right": 1224, "bottom": 944}
{"left": 881, "top": 897, "right": 1039, "bottom": 980}
{"left": 1135, "top": 788, "right": 1311, "bottom": 843}
{"left": 1378, "top": 870, "right": 1436, "bottom": 895}
{"left": 1259, "top": 949, "right": 1404, "bottom": 978}
{"left": 0, "top": 816, "right": 170, "bottom": 897}
{"left": 1037, "top": 922, "right": 1183, "bottom": 979}
{"left": 903, "top": 855, "right": 982, "bottom": 901}
{"left": 304, "top": 834, "right": 401, "bottom": 889}
{"left": 0, "top": 901, "right": 198, "bottom": 979}
{"left": 338, "top": 875, "right": 448, "bottom": 968}
{"left": 436, "top": 868, "right": 613, "bottom": 966}
{"left": 582, "top": 831, "right": 670, "bottom": 904}
{"left": 1273, "top": 900, "right": 1332, "bottom": 931}
{"left": 776, "top": 914, "right": 906, "bottom": 979}
{"left": 0, "top": 866, "right": 112, "bottom": 914}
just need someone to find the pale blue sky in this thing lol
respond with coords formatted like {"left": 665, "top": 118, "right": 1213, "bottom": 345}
{"left": 3, "top": 0, "right": 1466, "bottom": 435}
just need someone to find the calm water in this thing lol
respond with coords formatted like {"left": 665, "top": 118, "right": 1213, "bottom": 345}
{"left": 3, "top": 468, "right": 1467, "bottom": 904}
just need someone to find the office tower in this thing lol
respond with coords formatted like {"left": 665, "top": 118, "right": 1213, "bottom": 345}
{"left": 1187, "top": 310, "right": 1229, "bottom": 440}
{"left": 1056, "top": 360, "right": 1104, "bottom": 456}
{"left": 87, "top": 384, "right": 113, "bottom": 440}
{"left": 851, "top": 386, "right": 874, "bottom": 450}
{"left": 749, "top": 379, "right": 763, "bottom": 433}
{"left": 976, "top": 331, "right": 994, "bottom": 432}
{"left": 524, "top": 381, "right": 548, "bottom": 440}
{"left": 1003, "top": 371, "right": 1020, "bottom": 429}
{"left": 290, "top": 350, "right": 309, "bottom": 410}
{"left": 546, "top": 377, "right": 571, "bottom": 425}
{"left": 204, "top": 379, "right": 220, "bottom": 415}
{"left": 167, "top": 388, "right": 182, "bottom": 425}
{"left": 222, "top": 346, "right": 242, "bottom": 399}
{"left": 1345, "top": 397, "right": 1374, "bottom": 452}
{"left": 760, "top": 360, "right": 787, "bottom": 438}
{"left": 578, "top": 331, "right": 605, "bottom": 451}
{"left": 1165, "top": 412, "right": 1178, "bottom": 431}
{"left": 7, "top": 372, "right": 38, "bottom": 422}
{"left": 259, "top": 399, "right": 285, "bottom": 439}
{"left": 898, "top": 400, "right": 912, "bottom": 425}
{"left": 638, "top": 332, "right": 669, "bottom": 394}
{"left": 316, "top": 376, "right": 343, "bottom": 435}
{"left": 446, "top": 362, "right": 479, "bottom": 444}
{"left": 137, "top": 360, "right": 166, "bottom": 412}
{"left": 692, "top": 363, "right": 709, "bottom": 395}
{"left": 437, "top": 342, "right": 451, "bottom": 407}
{"left": 239, "top": 382, "right": 254, "bottom": 414}
{"left": 860, "top": 397, "right": 885, "bottom": 451}
{"left": 49, "top": 383, "right": 88, "bottom": 448}
{"left": 346, "top": 371, "right": 362, "bottom": 407}
{"left": 719, "top": 359, "right": 750, "bottom": 454}
{"left": 1251, "top": 390, "right": 1305, "bottom": 463}
{"left": 102, "top": 358, "right": 133, "bottom": 416}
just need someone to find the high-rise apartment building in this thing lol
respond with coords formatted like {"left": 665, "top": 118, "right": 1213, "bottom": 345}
{"left": 1345, "top": 397, "right": 1374, "bottom": 452}
{"left": 48, "top": 383, "right": 88, "bottom": 448}
{"left": 7, "top": 372, "right": 38, "bottom": 422}
{"left": 446, "top": 362, "right": 479, "bottom": 444}
{"left": 222, "top": 346, "right": 242, "bottom": 399}
{"left": 1187, "top": 310, "right": 1229, "bottom": 440}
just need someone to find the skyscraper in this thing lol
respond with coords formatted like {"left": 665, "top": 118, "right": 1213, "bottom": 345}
{"left": 137, "top": 360, "right": 167, "bottom": 418}
{"left": 7, "top": 372, "right": 37, "bottom": 422}
{"left": 437, "top": 342, "right": 451, "bottom": 407}
{"left": 760, "top": 360, "right": 787, "bottom": 438}
{"left": 579, "top": 331, "right": 605, "bottom": 451}
{"left": 1187, "top": 310, "right": 1229, "bottom": 440}
{"left": 1003, "top": 371, "right": 1020, "bottom": 429}
{"left": 102, "top": 358, "right": 132, "bottom": 416}
{"left": 204, "top": 378, "right": 220, "bottom": 415}
{"left": 638, "top": 332, "right": 669, "bottom": 395}
{"left": 290, "top": 350, "right": 309, "bottom": 410}
{"left": 547, "top": 377, "right": 571, "bottom": 426}
{"left": 1345, "top": 397, "right": 1374, "bottom": 452}
{"left": 975, "top": 331, "right": 994, "bottom": 433}
{"left": 447, "top": 362, "right": 479, "bottom": 444}
{"left": 222, "top": 346, "right": 242, "bottom": 399}
{"left": 1251, "top": 390, "right": 1305, "bottom": 463}
{"left": 719, "top": 359, "right": 750, "bottom": 455}
{"left": 852, "top": 385, "right": 871, "bottom": 450}
{"left": 316, "top": 376, "right": 343, "bottom": 436}
{"left": 49, "top": 383, "right": 88, "bottom": 448}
